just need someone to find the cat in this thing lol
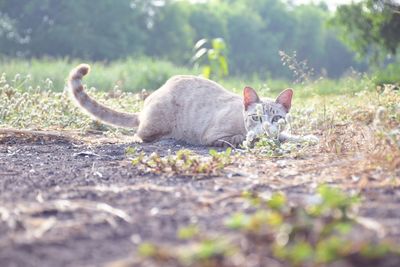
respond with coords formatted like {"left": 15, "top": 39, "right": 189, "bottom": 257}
{"left": 68, "top": 64, "right": 293, "bottom": 147}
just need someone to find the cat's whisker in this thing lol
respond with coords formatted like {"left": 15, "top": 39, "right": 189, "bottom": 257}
{"left": 217, "top": 139, "right": 237, "bottom": 149}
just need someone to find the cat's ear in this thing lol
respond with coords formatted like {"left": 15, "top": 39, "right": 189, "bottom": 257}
{"left": 243, "top": 86, "right": 260, "bottom": 110}
{"left": 276, "top": 88, "right": 293, "bottom": 112}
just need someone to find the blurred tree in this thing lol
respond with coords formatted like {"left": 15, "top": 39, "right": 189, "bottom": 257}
{"left": 0, "top": 0, "right": 366, "bottom": 79}
{"left": 248, "top": 0, "right": 296, "bottom": 78}
{"left": 225, "top": 3, "right": 266, "bottom": 76}
{"left": 145, "top": 0, "right": 194, "bottom": 63}
{"left": 188, "top": 3, "right": 227, "bottom": 43}
{"left": 0, "top": 0, "right": 147, "bottom": 60}
{"left": 331, "top": 0, "right": 400, "bottom": 64}
{"left": 0, "top": 10, "right": 29, "bottom": 57}
{"left": 292, "top": 5, "right": 326, "bottom": 71}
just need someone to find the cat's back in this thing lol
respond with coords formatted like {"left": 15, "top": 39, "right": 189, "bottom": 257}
{"left": 160, "top": 75, "right": 233, "bottom": 97}
{"left": 140, "top": 75, "right": 244, "bottom": 145}
{"left": 144, "top": 75, "right": 238, "bottom": 109}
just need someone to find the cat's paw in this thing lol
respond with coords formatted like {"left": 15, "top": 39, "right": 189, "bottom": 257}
{"left": 132, "top": 134, "right": 143, "bottom": 143}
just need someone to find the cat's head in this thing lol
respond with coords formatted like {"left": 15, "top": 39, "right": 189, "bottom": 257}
{"left": 243, "top": 87, "right": 293, "bottom": 136}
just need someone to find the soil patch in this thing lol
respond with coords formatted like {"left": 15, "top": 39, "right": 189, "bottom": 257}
{"left": 0, "top": 129, "right": 399, "bottom": 267}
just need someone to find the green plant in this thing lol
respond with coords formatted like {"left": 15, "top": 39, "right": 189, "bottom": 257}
{"left": 129, "top": 148, "right": 233, "bottom": 177}
{"left": 192, "top": 38, "right": 229, "bottom": 80}
{"left": 224, "top": 186, "right": 399, "bottom": 266}
{"left": 138, "top": 238, "right": 234, "bottom": 267}
{"left": 138, "top": 186, "right": 400, "bottom": 267}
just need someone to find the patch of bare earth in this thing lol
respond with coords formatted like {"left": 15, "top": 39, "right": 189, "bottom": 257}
{"left": 0, "top": 129, "right": 399, "bottom": 267}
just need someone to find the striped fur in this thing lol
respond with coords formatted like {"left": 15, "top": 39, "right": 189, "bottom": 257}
{"left": 68, "top": 64, "right": 139, "bottom": 128}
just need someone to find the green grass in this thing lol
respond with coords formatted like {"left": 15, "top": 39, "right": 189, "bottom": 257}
{"left": 0, "top": 57, "right": 196, "bottom": 93}
{"left": 0, "top": 57, "right": 380, "bottom": 98}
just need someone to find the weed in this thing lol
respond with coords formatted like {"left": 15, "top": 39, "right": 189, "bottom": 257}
{"left": 138, "top": 238, "right": 234, "bottom": 267}
{"left": 192, "top": 38, "right": 229, "bottom": 80}
{"left": 128, "top": 147, "right": 233, "bottom": 177}
{"left": 226, "top": 186, "right": 397, "bottom": 266}
{"left": 137, "top": 186, "right": 400, "bottom": 266}
{"left": 279, "top": 50, "right": 315, "bottom": 85}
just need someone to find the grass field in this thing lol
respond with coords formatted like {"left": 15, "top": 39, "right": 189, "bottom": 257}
{"left": 1, "top": 58, "right": 399, "bottom": 171}
{"left": 1, "top": 58, "right": 398, "bottom": 133}
{"left": 0, "top": 59, "right": 399, "bottom": 266}
{"left": 0, "top": 57, "right": 385, "bottom": 97}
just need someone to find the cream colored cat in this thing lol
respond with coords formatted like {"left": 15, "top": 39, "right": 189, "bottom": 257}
{"left": 68, "top": 64, "right": 293, "bottom": 147}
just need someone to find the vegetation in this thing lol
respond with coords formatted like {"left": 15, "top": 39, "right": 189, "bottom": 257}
{"left": 1, "top": 58, "right": 398, "bottom": 170}
{"left": 127, "top": 147, "right": 233, "bottom": 177}
{"left": 0, "top": 1, "right": 399, "bottom": 266}
{"left": 332, "top": 0, "right": 400, "bottom": 64}
{"left": 0, "top": 58, "right": 391, "bottom": 98}
{"left": 137, "top": 187, "right": 400, "bottom": 266}
{"left": 331, "top": 0, "right": 400, "bottom": 84}
{"left": 1, "top": 64, "right": 398, "bottom": 267}
{"left": 192, "top": 38, "right": 229, "bottom": 79}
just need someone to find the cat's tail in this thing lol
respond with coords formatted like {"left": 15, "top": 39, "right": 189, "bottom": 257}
{"left": 68, "top": 64, "right": 139, "bottom": 128}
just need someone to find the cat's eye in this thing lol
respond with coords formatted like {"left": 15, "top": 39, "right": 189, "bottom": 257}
{"left": 272, "top": 115, "right": 283, "bottom": 123}
{"left": 251, "top": 115, "right": 261, "bottom": 121}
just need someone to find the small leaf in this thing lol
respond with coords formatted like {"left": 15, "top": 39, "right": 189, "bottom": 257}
{"left": 267, "top": 192, "right": 286, "bottom": 210}
{"left": 178, "top": 225, "right": 199, "bottom": 240}
{"left": 207, "top": 49, "right": 217, "bottom": 60}
{"left": 125, "top": 146, "right": 138, "bottom": 156}
{"left": 266, "top": 211, "right": 283, "bottom": 226}
{"left": 202, "top": 66, "right": 211, "bottom": 78}
{"left": 209, "top": 149, "right": 218, "bottom": 157}
{"left": 138, "top": 242, "right": 157, "bottom": 257}
{"left": 315, "top": 236, "right": 343, "bottom": 263}
{"left": 194, "top": 38, "right": 208, "bottom": 50}
{"left": 225, "top": 212, "right": 249, "bottom": 229}
{"left": 212, "top": 38, "right": 226, "bottom": 51}
{"left": 290, "top": 241, "right": 313, "bottom": 264}
{"left": 192, "top": 48, "right": 208, "bottom": 62}
{"left": 194, "top": 240, "right": 229, "bottom": 260}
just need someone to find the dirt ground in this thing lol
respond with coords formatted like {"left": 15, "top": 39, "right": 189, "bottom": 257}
{"left": 0, "top": 129, "right": 399, "bottom": 267}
